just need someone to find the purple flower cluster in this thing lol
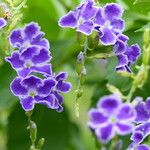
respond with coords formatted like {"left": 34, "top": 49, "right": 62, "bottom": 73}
{"left": 58, "top": 0, "right": 141, "bottom": 72}
{"left": 88, "top": 94, "right": 136, "bottom": 143}
{"left": 0, "top": 17, "right": 7, "bottom": 29}
{"left": 6, "top": 22, "right": 71, "bottom": 112}
{"left": 129, "top": 97, "right": 150, "bottom": 149}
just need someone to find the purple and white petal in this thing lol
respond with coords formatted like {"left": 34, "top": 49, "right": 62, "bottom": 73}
{"left": 23, "top": 22, "right": 40, "bottom": 40}
{"left": 137, "top": 145, "right": 150, "bottom": 150}
{"left": 146, "top": 97, "right": 150, "bottom": 111}
{"left": 9, "top": 29, "right": 24, "bottom": 48}
{"left": 31, "top": 47, "right": 51, "bottom": 64}
{"left": 135, "top": 101, "right": 150, "bottom": 123}
{"left": 95, "top": 123, "right": 115, "bottom": 143}
{"left": 97, "top": 94, "right": 121, "bottom": 113}
{"left": 58, "top": 11, "right": 78, "bottom": 28}
{"left": 56, "top": 81, "right": 72, "bottom": 93}
{"left": 99, "top": 28, "right": 116, "bottom": 45}
{"left": 31, "top": 32, "right": 50, "bottom": 49}
{"left": 20, "top": 96, "right": 35, "bottom": 111}
{"left": 77, "top": 20, "right": 94, "bottom": 35}
{"left": 111, "top": 19, "right": 125, "bottom": 33}
{"left": 55, "top": 72, "right": 68, "bottom": 81}
{"left": 94, "top": 8, "right": 105, "bottom": 26}
{"left": 10, "top": 77, "right": 28, "bottom": 96}
{"left": 102, "top": 3, "right": 123, "bottom": 21}
{"left": 5, "top": 51, "right": 24, "bottom": 69}
{"left": 114, "top": 40, "right": 126, "bottom": 54}
{"left": 131, "top": 131, "right": 144, "bottom": 144}
{"left": 18, "top": 68, "right": 31, "bottom": 78}
{"left": 88, "top": 109, "right": 108, "bottom": 129}
{"left": 37, "top": 78, "right": 56, "bottom": 97}
{"left": 125, "top": 44, "right": 141, "bottom": 63}
{"left": 31, "top": 64, "right": 52, "bottom": 75}
{"left": 21, "top": 75, "right": 43, "bottom": 89}
{"left": 81, "top": 0, "right": 97, "bottom": 20}
{"left": 117, "top": 54, "right": 128, "bottom": 67}
{"left": 117, "top": 104, "right": 136, "bottom": 121}
{"left": 116, "top": 122, "right": 133, "bottom": 135}
{"left": 117, "top": 34, "right": 129, "bottom": 42}
{"left": 0, "top": 18, "right": 7, "bottom": 29}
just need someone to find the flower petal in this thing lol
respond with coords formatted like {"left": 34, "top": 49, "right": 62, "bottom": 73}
{"left": 111, "top": 19, "right": 125, "bottom": 33}
{"left": 58, "top": 11, "right": 78, "bottom": 28}
{"left": 5, "top": 51, "right": 24, "bottom": 69}
{"left": 56, "top": 81, "right": 72, "bottom": 93}
{"left": 102, "top": 3, "right": 123, "bottom": 20}
{"left": 117, "top": 34, "right": 129, "bottom": 42}
{"left": 125, "top": 44, "right": 141, "bottom": 63}
{"left": 0, "top": 18, "right": 7, "bottom": 29}
{"left": 81, "top": 0, "right": 97, "bottom": 20}
{"left": 95, "top": 123, "right": 115, "bottom": 143}
{"left": 88, "top": 108, "right": 108, "bottom": 129}
{"left": 117, "top": 104, "right": 136, "bottom": 121}
{"left": 131, "top": 131, "right": 144, "bottom": 144}
{"left": 114, "top": 40, "right": 126, "bottom": 54}
{"left": 9, "top": 29, "right": 24, "bottom": 48}
{"left": 55, "top": 72, "right": 68, "bottom": 81}
{"left": 100, "top": 28, "right": 116, "bottom": 45}
{"left": 10, "top": 77, "right": 28, "bottom": 96}
{"left": 23, "top": 22, "right": 40, "bottom": 40}
{"left": 97, "top": 94, "right": 121, "bottom": 113}
{"left": 94, "top": 8, "right": 105, "bottom": 26}
{"left": 77, "top": 20, "right": 94, "bottom": 35}
{"left": 116, "top": 122, "right": 133, "bottom": 135}
{"left": 137, "top": 145, "right": 150, "bottom": 150}
{"left": 117, "top": 54, "right": 128, "bottom": 67}
{"left": 20, "top": 97, "right": 35, "bottom": 111}
{"left": 37, "top": 78, "right": 56, "bottom": 97}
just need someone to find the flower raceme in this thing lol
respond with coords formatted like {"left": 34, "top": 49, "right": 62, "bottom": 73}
{"left": 6, "top": 22, "right": 71, "bottom": 112}
{"left": 58, "top": 0, "right": 141, "bottom": 73}
{"left": 88, "top": 94, "right": 136, "bottom": 143}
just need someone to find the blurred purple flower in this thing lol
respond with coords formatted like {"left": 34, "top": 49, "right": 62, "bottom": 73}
{"left": 137, "top": 145, "right": 150, "bottom": 150}
{"left": 88, "top": 94, "right": 136, "bottom": 143}
{"left": 94, "top": 3, "right": 124, "bottom": 45}
{"left": 0, "top": 18, "right": 7, "bottom": 29}
{"left": 131, "top": 97, "right": 150, "bottom": 145}
{"left": 6, "top": 46, "right": 52, "bottom": 77}
{"left": 58, "top": 0, "right": 98, "bottom": 35}
{"left": 115, "top": 34, "right": 141, "bottom": 72}
{"left": 9, "top": 22, "right": 50, "bottom": 50}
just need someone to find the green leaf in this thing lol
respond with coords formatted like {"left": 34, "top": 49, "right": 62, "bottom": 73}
{"left": 0, "top": 63, "right": 16, "bottom": 111}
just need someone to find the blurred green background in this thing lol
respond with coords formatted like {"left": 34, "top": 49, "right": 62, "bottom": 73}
{"left": 0, "top": 0, "right": 150, "bottom": 150}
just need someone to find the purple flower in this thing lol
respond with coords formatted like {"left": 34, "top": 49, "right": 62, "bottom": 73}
{"left": 88, "top": 94, "right": 136, "bottom": 143}
{"left": 9, "top": 22, "right": 50, "bottom": 50}
{"left": 0, "top": 18, "right": 7, "bottom": 29}
{"left": 6, "top": 46, "right": 52, "bottom": 77}
{"left": 115, "top": 34, "right": 141, "bottom": 72}
{"left": 94, "top": 3, "right": 124, "bottom": 45}
{"left": 131, "top": 97, "right": 150, "bottom": 146}
{"left": 10, "top": 75, "right": 56, "bottom": 111}
{"left": 58, "top": 0, "right": 98, "bottom": 35}
{"left": 10, "top": 74, "right": 71, "bottom": 112}
{"left": 137, "top": 145, "right": 150, "bottom": 150}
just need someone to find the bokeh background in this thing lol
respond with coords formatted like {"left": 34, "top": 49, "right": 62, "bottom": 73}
{"left": 0, "top": 0, "right": 150, "bottom": 150}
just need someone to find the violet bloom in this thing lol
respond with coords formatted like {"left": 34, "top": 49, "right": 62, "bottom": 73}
{"left": 88, "top": 94, "right": 136, "bottom": 143}
{"left": 10, "top": 75, "right": 56, "bottom": 111}
{"left": 0, "top": 18, "right": 7, "bottom": 29}
{"left": 58, "top": 0, "right": 98, "bottom": 35}
{"left": 5, "top": 46, "right": 52, "bottom": 77}
{"left": 137, "top": 145, "right": 150, "bottom": 150}
{"left": 9, "top": 22, "right": 49, "bottom": 50}
{"left": 10, "top": 74, "right": 71, "bottom": 112}
{"left": 94, "top": 3, "right": 125, "bottom": 45}
{"left": 115, "top": 34, "right": 141, "bottom": 72}
{"left": 131, "top": 97, "right": 150, "bottom": 144}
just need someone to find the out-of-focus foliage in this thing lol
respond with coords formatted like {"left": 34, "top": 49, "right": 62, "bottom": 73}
{"left": 0, "top": 0, "right": 150, "bottom": 150}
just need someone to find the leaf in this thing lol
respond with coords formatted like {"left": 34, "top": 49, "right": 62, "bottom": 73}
{"left": 0, "top": 63, "right": 16, "bottom": 111}
{"left": 136, "top": 23, "right": 150, "bottom": 32}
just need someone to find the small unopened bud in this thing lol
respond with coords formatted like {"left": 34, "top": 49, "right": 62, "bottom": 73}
{"left": 115, "top": 140, "right": 123, "bottom": 150}
{"left": 77, "top": 51, "right": 84, "bottom": 63}
{"left": 37, "top": 138, "right": 45, "bottom": 149}
{"left": 30, "top": 121, "right": 37, "bottom": 143}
